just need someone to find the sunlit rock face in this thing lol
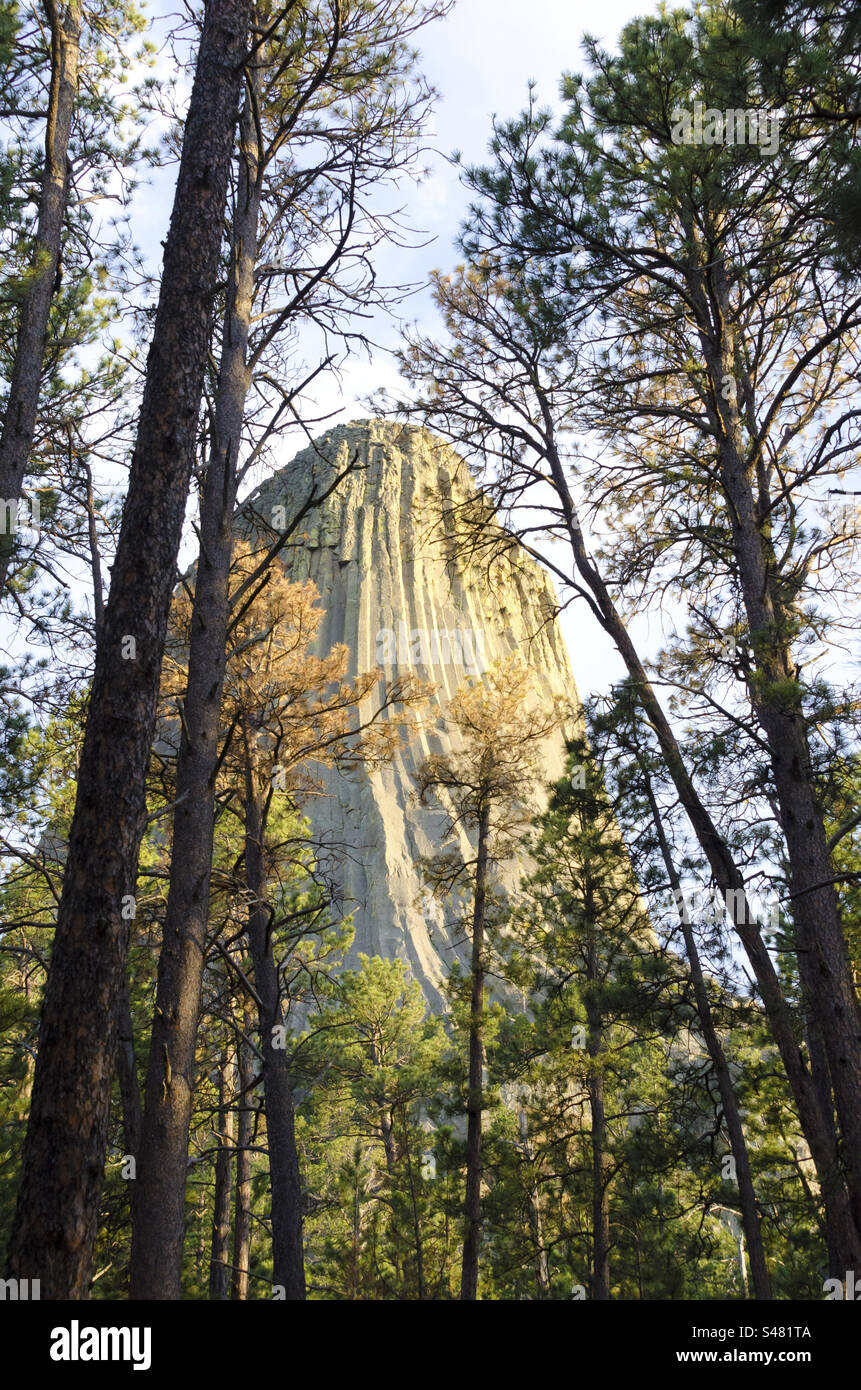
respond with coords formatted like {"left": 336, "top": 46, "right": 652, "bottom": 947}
{"left": 239, "top": 420, "right": 581, "bottom": 1010}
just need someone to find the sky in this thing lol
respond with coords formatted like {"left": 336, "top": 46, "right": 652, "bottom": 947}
{"left": 320, "top": 0, "right": 644, "bottom": 409}
{"left": 123, "top": 0, "right": 659, "bottom": 703}
{"left": 0, "top": 0, "right": 662, "bottom": 708}
{"left": 346, "top": 0, "right": 665, "bottom": 699}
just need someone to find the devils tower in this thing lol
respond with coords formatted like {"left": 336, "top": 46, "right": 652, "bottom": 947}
{"left": 238, "top": 420, "right": 581, "bottom": 1009}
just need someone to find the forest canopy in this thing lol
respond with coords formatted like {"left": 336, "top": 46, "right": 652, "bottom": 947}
{"left": 1, "top": 0, "right": 860, "bottom": 1322}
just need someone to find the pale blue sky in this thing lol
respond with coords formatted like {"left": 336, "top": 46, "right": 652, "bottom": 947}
{"left": 127, "top": 0, "right": 656, "bottom": 698}
{"left": 372, "top": 0, "right": 662, "bottom": 697}
{"left": 1, "top": 2, "right": 659, "bottom": 700}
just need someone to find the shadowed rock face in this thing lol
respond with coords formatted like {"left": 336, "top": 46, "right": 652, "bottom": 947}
{"left": 240, "top": 419, "right": 581, "bottom": 1010}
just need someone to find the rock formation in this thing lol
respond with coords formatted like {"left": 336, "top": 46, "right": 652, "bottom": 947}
{"left": 239, "top": 420, "right": 582, "bottom": 1009}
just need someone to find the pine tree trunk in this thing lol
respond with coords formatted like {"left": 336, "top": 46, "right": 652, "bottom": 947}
{"left": 585, "top": 947, "right": 611, "bottom": 1302}
{"left": 401, "top": 1115, "right": 426, "bottom": 1300}
{"left": 209, "top": 1050, "right": 235, "bottom": 1300}
{"left": 129, "top": 78, "right": 260, "bottom": 1302}
{"left": 804, "top": 1019, "right": 842, "bottom": 1274}
{"left": 708, "top": 331, "right": 861, "bottom": 1241}
{"left": 643, "top": 771, "right": 772, "bottom": 1300}
{"left": 541, "top": 429, "right": 861, "bottom": 1276}
{"left": 380, "top": 1107, "right": 397, "bottom": 1174}
{"left": 0, "top": 0, "right": 81, "bottom": 588}
{"left": 243, "top": 748, "right": 305, "bottom": 1299}
{"left": 518, "top": 1113, "right": 550, "bottom": 1296}
{"left": 231, "top": 1011, "right": 254, "bottom": 1300}
{"left": 5, "top": 0, "right": 251, "bottom": 1299}
{"left": 116, "top": 977, "right": 142, "bottom": 1159}
{"left": 460, "top": 802, "right": 489, "bottom": 1301}
{"left": 587, "top": 1068, "right": 611, "bottom": 1301}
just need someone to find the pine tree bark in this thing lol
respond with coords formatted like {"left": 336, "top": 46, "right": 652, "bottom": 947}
{"left": 116, "top": 977, "right": 142, "bottom": 1159}
{"left": 209, "top": 1050, "right": 235, "bottom": 1300}
{"left": 5, "top": 0, "right": 251, "bottom": 1299}
{"left": 129, "top": 77, "right": 260, "bottom": 1301}
{"left": 243, "top": 744, "right": 305, "bottom": 1299}
{"left": 231, "top": 1009, "right": 254, "bottom": 1300}
{"left": 803, "top": 1018, "right": 843, "bottom": 1275}
{"left": 460, "top": 802, "right": 489, "bottom": 1301}
{"left": 0, "top": 0, "right": 81, "bottom": 588}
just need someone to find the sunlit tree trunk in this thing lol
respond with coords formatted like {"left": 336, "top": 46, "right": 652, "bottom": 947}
{"left": 243, "top": 738, "right": 305, "bottom": 1299}
{"left": 231, "top": 1007, "right": 254, "bottom": 1300}
{"left": 0, "top": 0, "right": 81, "bottom": 588}
{"left": 209, "top": 1050, "right": 235, "bottom": 1300}
{"left": 460, "top": 802, "right": 489, "bottom": 1301}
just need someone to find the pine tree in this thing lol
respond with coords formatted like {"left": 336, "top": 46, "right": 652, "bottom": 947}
{"left": 414, "top": 659, "right": 567, "bottom": 1299}
{"left": 503, "top": 738, "right": 668, "bottom": 1298}
{"left": 297, "top": 955, "right": 449, "bottom": 1299}
{"left": 0, "top": 0, "right": 152, "bottom": 590}
{"left": 129, "top": 0, "right": 448, "bottom": 1298}
{"left": 6, "top": 0, "right": 253, "bottom": 1298}
{"left": 387, "top": 1, "right": 861, "bottom": 1274}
